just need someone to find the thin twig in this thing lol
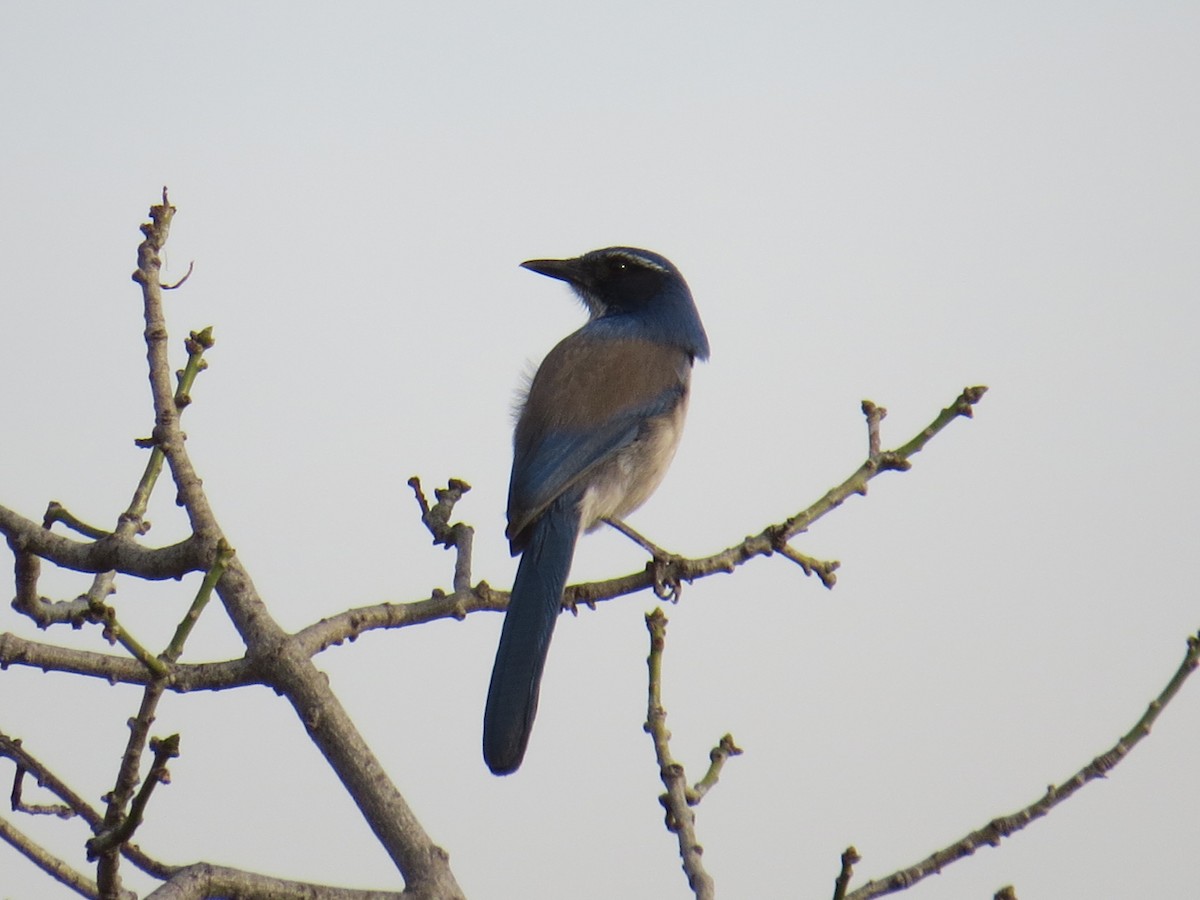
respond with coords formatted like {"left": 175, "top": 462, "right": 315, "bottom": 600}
{"left": 644, "top": 608, "right": 734, "bottom": 900}
{"left": 408, "top": 476, "right": 472, "bottom": 547}
{"left": 92, "top": 680, "right": 167, "bottom": 894}
{"left": 832, "top": 846, "right": 861, "bottom": 900}
{"left": 0, "top": 814, "right": 136, "bottom": 900}
{"left": 604, "top": 516, "right": 670, "bottom": 557}
{"left": 43, "top": 501, "right": 112, "bottom": 539}
{"left": 90, "top": 734, "right": 179, "bottom": 858}
{"left": 842, "top": 629, "right": 1200, "bottom": 899}
{"left": 0, "top": 730, "right": 176, "bottom": 879}
{"left": 11, "top": 765, "right": 73, "bottom": 818}
{"left": 161, "top": 541, "right": 233, "bottom": 664}
{"left": 777, "top": 544, "right": 839, "bottom": 588}
{"left": 690, "top": 734, "right": 743, "bottom": 803}
{"left": 161, "top": 259, "right": 194, "bottom": 290}
{"left": 409, "top": 477, "right": 476, "bottom": 594}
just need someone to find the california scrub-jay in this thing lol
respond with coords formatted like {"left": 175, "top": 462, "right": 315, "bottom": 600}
{"left": 483, "top": 246, "right": 709, "bottom": 775}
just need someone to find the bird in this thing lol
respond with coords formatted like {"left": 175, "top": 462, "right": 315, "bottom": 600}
{"left": 483, "top": 246, "right": 709, "bottom": 775}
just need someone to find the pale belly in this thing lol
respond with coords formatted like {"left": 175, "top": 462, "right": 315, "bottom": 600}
{"left": 576, "top": 392, "right": 688, "bottom": 531}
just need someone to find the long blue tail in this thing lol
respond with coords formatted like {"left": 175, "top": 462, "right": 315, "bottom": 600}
{"left": 483, "top": 499, "right": 581, "bottom": 775}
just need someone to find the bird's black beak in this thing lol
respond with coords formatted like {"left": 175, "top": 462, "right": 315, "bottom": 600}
{"left": 520, "top": 257, "right": 583, "bottom": 286}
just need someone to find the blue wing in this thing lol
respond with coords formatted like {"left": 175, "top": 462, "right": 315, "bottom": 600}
{"left": 506, "top": 332, "right": 689, "bottom": 552}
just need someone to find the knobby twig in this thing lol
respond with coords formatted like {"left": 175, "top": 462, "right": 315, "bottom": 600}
{"left": 0, "top": 730, "right": 174, "bottom": 880}
{"left": 833, "top": 847, "right": 861, "bottom": 900}
{"left": 644, "top": 608, "right": 743, "bottom": 899}
{"left": 409, "top": 476, "right": 476, "bottom": 594}
{"left": 838, "top": 630, "right": 1200, "bottom": 899}
{"left": 93, "top": 680, "right": 169, "bottom": 894}
{"left": 89, "top": 733, "right": 180, "bottom": 860}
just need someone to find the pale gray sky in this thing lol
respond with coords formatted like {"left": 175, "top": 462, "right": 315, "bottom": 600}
{"left": 2, "top": 3, "right": 1198, "bottom": 898}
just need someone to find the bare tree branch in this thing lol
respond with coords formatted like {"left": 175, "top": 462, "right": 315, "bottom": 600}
{"left": 644, "top": 608, "right": 742, "bottom": 899}
{"left": 0, "top": 730, "right": 176, "bottom": 880}
{"left": 4, "top": 384, "right": 990, "bottom": 707}
{"left": 145, "top": 863, "right": 404, "bottom": 900}
{"left": 297, "top": 389, "right": 987, "bottom": 650}
{"left": 0, "top": 813, "right": 137, "bottom": 900}
{"left": 408, "top": 477, "right": 476, "bottom": 594}
{"left": 22, "top": 188, "right": 1156, "bottom": 900}
{"left": 0, "top": 632, "right": 251, "bottom": 690}
{"left": 0, "top": 191, "right": 466, "bottom": 899}
{"left": 833, "top": 847, "right": 861, "bottom": 900}
{"left": 90, "top": 731, "right": 180, "bottom": 863}
{"left": 1, "top": 513, "right": 204, "bottom": 582}
{"left": 126, "top": 191, "right": 464, "bottom": 898}
{"left": 92, "top": 681, "right": 169, "bottom": 895}
{"left": 840, "top": 629, "right": 1200, "bottom": 899}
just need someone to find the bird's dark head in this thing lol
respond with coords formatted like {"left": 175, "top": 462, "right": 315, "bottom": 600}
{"left": 520, "top": 247, "right": 709, "bottom": 360}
